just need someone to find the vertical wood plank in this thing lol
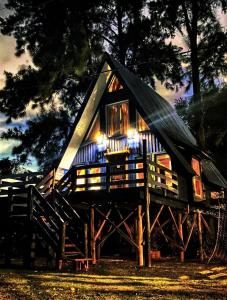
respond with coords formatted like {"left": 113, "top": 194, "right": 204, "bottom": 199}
{"left": 137, "top": 204, "right": 144, "bottom": 268}
{"left": 178, "top": 212, "right": 184, "bottom": 262}
{"left": 57, "top": 222, "right": 66, "bottom": 270}
{"left": 5, "top": 187, "right": 13, "bottom": 267}
{"left": 197, "top": 212, "right": 204, "bottom": 262}
{"left": 143, "top": 139, "right": 151, "bottom": 267}
{"left": 90, "top": 207, "right": 96, "bottom": 264}
{"left": 84, "top": 223, "right": 88, "bottom": 258}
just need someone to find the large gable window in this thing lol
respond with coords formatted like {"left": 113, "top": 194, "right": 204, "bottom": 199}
{"left": 107, "top": 101, "right": 129, "bottom": 137}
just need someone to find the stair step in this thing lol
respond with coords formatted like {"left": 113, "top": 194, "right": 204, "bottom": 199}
{"left": 11, "top": 203, "right": 27, "bottom": 207}
{"left": 10, "top": 214, "right": 27, "bottom": 217}
{"left": 65, "top": 244, "right": 76, "bottom": 248}
{"left": 65, "top": 251, "right": 80, "bottom": 256}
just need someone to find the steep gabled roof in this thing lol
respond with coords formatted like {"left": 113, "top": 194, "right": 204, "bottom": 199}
{"left": 202, "top": 159, "right": 227, "bottom": 189}
{"left": 105, "top": 54, "right": 196, "bottom": 175}
{"left": 106, "top": 55, "right": 197, "bottom": 150}
{"left": 56, "top": 54, "right": 226, "bottom": 188}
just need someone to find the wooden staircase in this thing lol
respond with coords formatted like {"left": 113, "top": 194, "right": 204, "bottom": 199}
{"left": 4, "top": 185, "right": 88, "bottom": 270}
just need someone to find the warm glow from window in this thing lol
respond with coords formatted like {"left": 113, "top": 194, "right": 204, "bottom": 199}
{"left": 108, "top": 75, "right": 123, "bottom": 92}
{"left": 137, "top": 111, "right": 149, "bottom": 131}
{"left": 157, "top": 154, "right": 171, "bottom": 170}
{"left": 89, "top": 167, "right": 101, "bottom": 190}
{"left": 107, "top": 101, "right": 129, "bottom": 136}
{"left": 156, "top": 154, "right": 172, "bottom": 187}
{"left": 192, "top": 158, "right": 203, "bottom": 199}
{"left": 136, "top": 162, "right": 144, "bottom": 187}
{"left": 76, "top": 169, "right": 85, "bottom": 191}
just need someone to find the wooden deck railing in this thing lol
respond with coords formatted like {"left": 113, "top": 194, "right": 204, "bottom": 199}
{"left": 0, "top": 172, "right": 44, "bottom": 197}
{"left": 56, "top": 158, "right": 179, "bottom": 196}
{"left": 148, "top": 159, "right": 179, "bottom": 195}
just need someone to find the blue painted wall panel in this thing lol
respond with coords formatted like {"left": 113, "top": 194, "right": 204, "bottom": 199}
{"left": 73, "top": 132, "right": 164, "bottom": 165}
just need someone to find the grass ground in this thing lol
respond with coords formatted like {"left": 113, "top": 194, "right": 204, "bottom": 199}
{"left": 0, "top": 259, "right": 227, "bottom": 300}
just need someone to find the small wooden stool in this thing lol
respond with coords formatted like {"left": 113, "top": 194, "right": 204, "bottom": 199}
{"left": 73, "top": 258, "right": 93, "bottom": 271}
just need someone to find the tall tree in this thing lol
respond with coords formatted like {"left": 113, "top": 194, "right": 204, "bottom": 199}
{"left": 0, "top": 0, "right": 184, "bottom": 170}
{"left": 175, "top": 85, "right": 227, "bottom": 178}
{"left": 149, "top": 0, "right": 227, "bottom": 148}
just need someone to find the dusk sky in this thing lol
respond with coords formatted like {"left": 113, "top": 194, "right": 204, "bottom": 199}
{"left": 0, "top": 0, "right": 226, "bottom": 169}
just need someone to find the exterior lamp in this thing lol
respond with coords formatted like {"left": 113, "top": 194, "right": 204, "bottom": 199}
{"left": 127, "top": 128, "right": 140, "bottom": 149}
{"left": 96, "top": 132, "right": 108, "bottom": 152}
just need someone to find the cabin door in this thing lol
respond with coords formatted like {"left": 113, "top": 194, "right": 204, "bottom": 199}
{"left": 106, "top": 151, "right": 129, "bottom": 188}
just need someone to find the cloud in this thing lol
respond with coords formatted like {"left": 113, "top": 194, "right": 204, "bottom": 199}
{"left": 0, "top": 35, "right": 32, "bottom": 88}
{"left": 156, "top": 81, "right": 186, "bottom": 105}
{"left": 0, "top": 138, "right": 21, "bottom": 158}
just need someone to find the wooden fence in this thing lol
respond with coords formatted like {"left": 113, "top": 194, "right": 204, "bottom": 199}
{"left": 0, "top": 172, "right": 44, "bottom": 197}
{"left": 57, "top": 158, "right": 179, "bottom": 196}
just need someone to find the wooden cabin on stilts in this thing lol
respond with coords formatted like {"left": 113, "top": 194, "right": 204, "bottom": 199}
{"left": 0, "top": 53, "right": 227, "bottom": 270}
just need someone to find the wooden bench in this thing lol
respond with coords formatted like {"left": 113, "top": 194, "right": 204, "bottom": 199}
{"left": 73, "top": 258, "right": 93, "bottom": 271}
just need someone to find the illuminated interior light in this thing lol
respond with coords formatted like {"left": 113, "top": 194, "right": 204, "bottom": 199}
{"left": 127, "top": 128, "right": 140, "bottom": 148}
{"left": 96, "top": 132, "right": 108, "bottom": 152}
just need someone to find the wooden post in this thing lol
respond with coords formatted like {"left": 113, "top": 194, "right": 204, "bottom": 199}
{"left": 57, "top": 222, "right": 66, "bottom": 270}
{"left": 23, "top": 186, "right": 34, "bottom": 268}
{"left": 137, "top": 204, "right": 144, "bottom": 268}
{"left": 197, "top": 212, "right": 204, "bottom": 262}
{"left": 90, "top": 207, "right": 96, "bottom": 264}
{"left": 106, "top": 163, "right": 110, "bottom": 193}
{"left": 178, "top": 212, "right": 184, "bottom": 262}
{"left": 5, "top": 187, "right": 13, "bottom": 267}
{"left": 84, "top": 223, "right": 88, "bottom": 257}
{"left": 143, "top": 139, "right": 151, "bottom": 267}
{"left": 71, "top": 166, "right": 77, "bottom": 192}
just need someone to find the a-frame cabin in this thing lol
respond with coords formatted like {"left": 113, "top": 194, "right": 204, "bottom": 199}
{"left": 1, "top": 53, "right": 227, "bottom": 269}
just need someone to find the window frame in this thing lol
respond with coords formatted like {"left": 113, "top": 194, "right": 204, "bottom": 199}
{"left": 106, "top": 99, "right": 129, "bottom": 137}
{"left": 191, "top": 157, "right": 204, "bottom": 200}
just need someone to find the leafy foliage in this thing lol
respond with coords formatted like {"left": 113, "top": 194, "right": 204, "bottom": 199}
{"left": 0, "top": 0, "right": 185, "bottom": 170}
{"left": 1, "top": 108, "right": 72, "bottom": 172}
{"left": 175, "top": 86, "right": 227, "bottom": 178}
{"left": 149, "top": 0, "right": 227, "bottom": 147}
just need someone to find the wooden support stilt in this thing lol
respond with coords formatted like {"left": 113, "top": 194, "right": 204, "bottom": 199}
{"left": 137, "top": 204, "right": 144, "bottom": 268}
{"left": 197, "top": 212, "right": 204, "bottom": 262}
{"left": 150, "top": 205, "right": 164, "bottom": 234}
{"left": 57, "top": 221, "right": 66, "bottom": 270}
{"left": 24, "top": 186, "right": 34, "bottom": 268}
{"left": 90, "top": 207, "right": 96, "bottom": 264}
{"left": 135, "top": 215, "right": 138, "bottom": 259}
{"left": 5, "top": 187, "right": 13, "bottom": 267}
{"left": 144, "top": 189, "right": 151, "bottom": 267}
{"left": 178, "top": 212, "right": 184, "bottom": 262}
{"left": 143, "top": 139, "right": 151, "bottom": 267}
{"left": 84, "top": 223, "right": 88, "bottom": 258}
{"left": 184, "top": 213, "right": 197, "bottom": 251}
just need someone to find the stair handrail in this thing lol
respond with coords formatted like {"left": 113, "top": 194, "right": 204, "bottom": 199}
{"left": 55, "top": 166, "right": 75, "bottom": 194}
{"left": 54, "top": 189, "right": 85, "bottom": 257}
{"left": 30, "top": 186, "right": 66, "bottom": 262}
{"left": 54, "top": 189, "right": 82, "bottom": 221}
{"left": 32, "top": 186, "right": 64, "bottom": 225}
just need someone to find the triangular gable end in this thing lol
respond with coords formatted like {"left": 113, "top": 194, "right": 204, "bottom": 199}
{"left": 56, "top": 54, "right": 195, "bottom": 180}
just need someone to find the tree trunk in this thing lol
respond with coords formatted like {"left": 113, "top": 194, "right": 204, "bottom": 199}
{"left": 189, "top": 0, "right": 206, "bottom": 149}
{"left": 116, "top": 0, "right": 126, "bottom": 65}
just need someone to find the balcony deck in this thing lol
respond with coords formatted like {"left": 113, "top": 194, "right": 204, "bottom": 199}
{"left": 54, "top": 157, "right": 188, "bottom": 209}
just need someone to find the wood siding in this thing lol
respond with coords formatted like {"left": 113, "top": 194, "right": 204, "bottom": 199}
{"left": 73, "top": 132, "right": 164, "bottom": 165}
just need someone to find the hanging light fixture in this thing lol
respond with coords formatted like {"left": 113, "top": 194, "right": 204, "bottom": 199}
{"left": 127, "top": 128, "right": 139, "bottom": 149}
{"left": 96, "top": 132, "right": 108, "bottom": 152}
